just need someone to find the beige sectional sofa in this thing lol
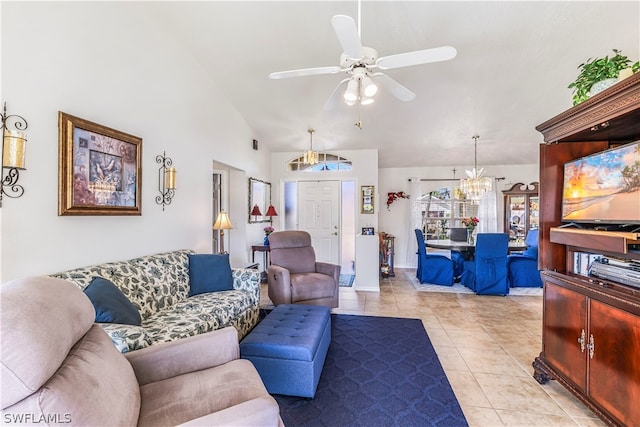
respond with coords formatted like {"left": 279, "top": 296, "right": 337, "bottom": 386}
{"left": 1, "top": 276, "right": 282, "bottom": 426}
{"left": 50, "top": 249, "right": 261, "bottom": 352}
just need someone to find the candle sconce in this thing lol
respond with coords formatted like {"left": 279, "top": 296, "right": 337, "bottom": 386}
{"left": 1, "top": 102, "right": 28, "bottom": 207}
{"left": 156, "top": 151, "right": 176, "bottom": 211}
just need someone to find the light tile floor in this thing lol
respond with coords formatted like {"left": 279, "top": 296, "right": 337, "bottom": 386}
{"left": 261, "top": 268, "right": 606, "bottom": 427}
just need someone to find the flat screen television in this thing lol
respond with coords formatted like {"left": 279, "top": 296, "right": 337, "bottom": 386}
{"left": 562, "top": 141, "right": 640, "bottom": 225}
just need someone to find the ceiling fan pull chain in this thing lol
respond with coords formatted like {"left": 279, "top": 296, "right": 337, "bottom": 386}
{"left": 355, "top": 103, "right": 363, "bottom": 129}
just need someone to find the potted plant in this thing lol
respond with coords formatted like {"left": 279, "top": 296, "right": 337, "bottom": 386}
{"left": 568, "top": 49, "right": 639, "bottom": 105}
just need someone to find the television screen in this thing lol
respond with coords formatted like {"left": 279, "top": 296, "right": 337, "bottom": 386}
{"left": 562, "top": 141, "right": 640, "bottom": 225}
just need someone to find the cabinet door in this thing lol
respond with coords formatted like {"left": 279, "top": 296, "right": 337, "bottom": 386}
{"left": 543, "top": 281, "right": 588, "bottom": 390}
{"left": 589, "top": 300, "right": 640, "bottom": 425}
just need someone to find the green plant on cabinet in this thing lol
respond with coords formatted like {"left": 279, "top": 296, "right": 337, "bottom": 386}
{"left": 568, "top": 49, "right": 639, "bottom": 105}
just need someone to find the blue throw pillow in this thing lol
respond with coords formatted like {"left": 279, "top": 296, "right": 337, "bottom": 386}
{"left": 84, "top": 277, "right": 141, "bottom": 326}
{"left": 188, "top": 253, "right": 234, "bottom": 296}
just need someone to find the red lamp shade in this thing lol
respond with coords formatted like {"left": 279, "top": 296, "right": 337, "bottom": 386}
{"left": 251, "top": 204, "right": 262, "bottom": 216}
{"left": 265, "top": 204, "right": 278, "bottom": 217}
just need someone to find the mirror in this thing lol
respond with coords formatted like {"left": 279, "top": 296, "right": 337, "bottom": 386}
{"left": 248, "top": 177, "right": 271, "bottom": 223}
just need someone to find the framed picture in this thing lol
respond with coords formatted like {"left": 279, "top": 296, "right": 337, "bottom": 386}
{"left": 361, "top": 185, "right": 374, "bottom": 214}
{"left": 362, "top": 227, "right": 375, "bottom": 235}
{"left": 58, "top": 112, "right": 142, "bottom": 215}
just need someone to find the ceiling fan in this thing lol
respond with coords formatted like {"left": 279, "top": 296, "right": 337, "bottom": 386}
{"left": 269, "top": 14, "right": 457, "bottom": 110}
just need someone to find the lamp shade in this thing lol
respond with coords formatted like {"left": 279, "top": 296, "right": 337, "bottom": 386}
{"left": 213, "top": 210, "right": 234, "bottom": 230}
{"left": 343, "top": 78, "right": 359, "bottom": 102}
{"left": 360, "top": 96, "right": 374, "bottom": 105}
{"left": 362, "top": 75, "right": 378, "bottom": 97}
{"left": 3, "top": 130, "right": 26, "bottom": 169}
{"left": 250, "top": 204, "right": 262, "bottom": 216}
{"left": 266, "top": 204, "right": 278, "bottom": 216}
{"left": 164, "top": 167, "right": 177, "bottom": 190}
{"left": 303, "top": 149, "right": 318, "bottom": 165}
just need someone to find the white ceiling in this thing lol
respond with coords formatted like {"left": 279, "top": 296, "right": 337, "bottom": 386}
{"left": 149, "top": 1, "right": 640, "bottom": 168}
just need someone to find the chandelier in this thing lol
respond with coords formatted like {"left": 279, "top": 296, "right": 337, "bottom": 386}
{"left": 303, "top": 129, "right": 319, "bottom": 165}
{"left": 343, "top": 67, "right": 378, "bottom": 106}
{"left": 460, "top": 134, "right": 492, "bottom": 200}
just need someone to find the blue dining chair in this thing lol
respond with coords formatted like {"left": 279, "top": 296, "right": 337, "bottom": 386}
{"left": 507, "top": 229, "right": 543, "bottom": 287}
{"left": 461, "top": 233, "right": 510, "bottom": 295}
{"left": 414, "top": 229, "right": 455, "bottom": 286}
{"left": 451, "top": 251, "right": 465, "bottom": 282}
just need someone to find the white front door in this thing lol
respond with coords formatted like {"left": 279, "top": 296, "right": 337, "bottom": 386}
{"left": 297, "top": 181, "right": 340, "bottom": 264}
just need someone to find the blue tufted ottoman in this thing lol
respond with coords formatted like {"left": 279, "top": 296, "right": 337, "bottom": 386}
{"left": 240, "top": 304, "right": 331, "bottom": 398}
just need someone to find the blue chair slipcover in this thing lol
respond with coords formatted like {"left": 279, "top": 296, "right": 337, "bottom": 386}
{"left": 507, "top": 229, "right": 543, "bottom": 287}
{"left": 451, "top": 251, "right": 465, "bottom": 281}
{"left": 415, "top": 229, "right": 455, "bottom": 286}
{"left": 461, "top": 233, "right": 510, "bottom": 295}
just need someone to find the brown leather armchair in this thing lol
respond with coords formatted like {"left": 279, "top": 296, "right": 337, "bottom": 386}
{"left": 267, "top": 230, "right": 340, "bottom": 308}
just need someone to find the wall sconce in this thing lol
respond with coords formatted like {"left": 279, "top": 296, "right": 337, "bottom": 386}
{"left": 213, "top": 210, "right": 235, "bottom": 254}
{"left": 156, "top": 151, "right": 176, "bottom": 211}
{"left": 1, "top": 102, "right": 28, "bottom": 207}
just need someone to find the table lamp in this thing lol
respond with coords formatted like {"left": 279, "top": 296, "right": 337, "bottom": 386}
{"left": 265, "top": 204, "right": 278, "bottom": 222}
{"left": 251, "top": 204, "right": 262, "bottom": 222}
{"left": 213, "top": 210, "right": 234, "bottom": 254}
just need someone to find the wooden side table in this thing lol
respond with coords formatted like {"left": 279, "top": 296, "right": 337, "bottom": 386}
{"left": 251, "top": 245, "right": 270, "bottom": 283}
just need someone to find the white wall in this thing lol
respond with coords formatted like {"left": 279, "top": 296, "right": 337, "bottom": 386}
{"left": 379, "top": 163, "right": 540, "bottom": 268}
{"left": 1, "top": 2, "right": 270, "bottom": 281}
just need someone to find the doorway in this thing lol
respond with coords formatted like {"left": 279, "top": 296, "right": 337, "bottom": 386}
{"left": 283, "top": 180, "right": 355, "bottom": 274}
{"left": 212, "top": 172, "right": 222, "bottom": 254}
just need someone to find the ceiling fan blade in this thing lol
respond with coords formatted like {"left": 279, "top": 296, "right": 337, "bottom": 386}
{"left": 377, "top": 46, "right": 457, "bottom": 70}
{"left": 270, "top": 66, "right": 341, "bottom": 79}
{"left": 376, "top": 74, "right": 416, "bottom": 102}
{"left": 324, "top": 78, "right": 350, "bottom": 110}
{"left": 331, "top": 15, "right": 364, "bottom": 60}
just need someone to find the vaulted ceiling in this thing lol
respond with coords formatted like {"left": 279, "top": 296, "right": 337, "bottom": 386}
{"left": 150, "top": 1, "right": 639, "bottom": 168}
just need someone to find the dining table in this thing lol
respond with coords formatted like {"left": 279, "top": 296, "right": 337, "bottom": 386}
{"left": 425, "top": 238, "right": 528, "bottom": 259}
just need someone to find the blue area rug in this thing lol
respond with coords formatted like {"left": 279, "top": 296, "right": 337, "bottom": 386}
{"left": 274, "top": 314, "right": 468, "bottom": 426}
{"left": 339, "top": 274, "right": 355, "bottom": 287}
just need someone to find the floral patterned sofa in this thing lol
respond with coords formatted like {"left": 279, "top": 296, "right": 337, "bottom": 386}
{"left": 50, "top": 249, "right": 261, "bottom": 353}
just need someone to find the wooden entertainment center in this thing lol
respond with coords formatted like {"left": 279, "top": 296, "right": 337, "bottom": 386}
{"left": 533, "top": 72, "right": 640, "bottom": 426}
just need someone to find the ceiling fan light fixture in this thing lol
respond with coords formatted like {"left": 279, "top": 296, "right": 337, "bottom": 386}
{"left": 362, "top": 75, "right": 377, "bottom": 97}
{"left": 360, "top": 96, "right": 374, "bottom": 105}
{"left": 343, "top": 78, "right": 359, "bottom": 102}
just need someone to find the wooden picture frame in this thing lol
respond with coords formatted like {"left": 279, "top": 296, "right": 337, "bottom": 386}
{"left": 58, "top": 112, "right": 142, "bottom": 215}
{"left": 361, "top": 185, "right": 374, "bottom": 214}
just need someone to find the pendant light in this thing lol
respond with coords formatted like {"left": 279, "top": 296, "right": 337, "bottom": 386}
{"left": 460, "top": 134, "right": 492, "bottom": 199}
{"left": 303, "top": 129, "right": 319, "bottom": 165}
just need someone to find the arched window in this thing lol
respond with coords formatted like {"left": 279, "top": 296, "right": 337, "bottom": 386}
{"left": 287, "top": 153, "right": 352, "bottom": 171}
